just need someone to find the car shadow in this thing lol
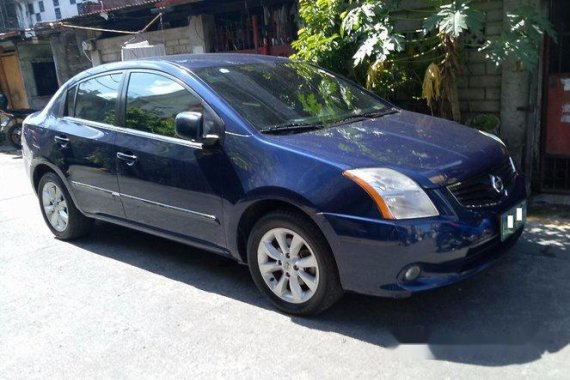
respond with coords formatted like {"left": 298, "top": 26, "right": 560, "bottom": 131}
{"left": 70, "top": 216, "right": 569, "bottom": 366}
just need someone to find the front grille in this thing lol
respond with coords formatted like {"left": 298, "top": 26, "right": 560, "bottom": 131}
{"left": 447, "top": 158, "right": 518, "bottom": 208}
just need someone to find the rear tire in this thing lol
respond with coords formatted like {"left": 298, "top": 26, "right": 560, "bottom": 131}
{"left": 38, "top": 172, "right": 93, "bottom": 240}
{"left": 247, "top": 210, "right": 343, "bottom": 315}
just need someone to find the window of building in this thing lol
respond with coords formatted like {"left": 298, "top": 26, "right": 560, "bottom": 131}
{"left": 53, "top": 0, "right": 59, "bottom": 6}
{"left": 27, "top": 3, "right": 34, "bottom": 14}
{"left": 35, "top": 13, "right": 41, "bottom": 22}
{"left": 125, "top": 72, "right": 202, "bottom": 137}
{"left": 39, "top": 1, "right": 45, "bottom": 12}
{"left": 75, "top": 74, "right": 123, "bottom": 125}
{"left": 70, "top": 0, "right": 76, "bottom": 4}
{"left": 55, "top": 7, "right": 61, "bottom": 19}
{"left": 32, "top": 62, "right": 59, "bottom": 97}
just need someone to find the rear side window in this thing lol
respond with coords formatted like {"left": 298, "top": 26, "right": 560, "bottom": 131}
{"left": 75, "top": 73, "right": 122, "bottom": 125}
{"left": 125, "top": 72, "right": 202, "bottom": 137}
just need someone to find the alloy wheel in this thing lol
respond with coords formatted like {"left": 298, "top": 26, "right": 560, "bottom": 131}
{"left": 42, "top": 181, "right": 69, "bottom": 232}
{"left": 257, "top": 228, "right": 320, "bottom": 304}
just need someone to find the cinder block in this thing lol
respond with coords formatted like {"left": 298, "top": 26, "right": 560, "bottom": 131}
{"left": 486, "top": 8, "right": 503, "bottom": 23}
{"left": 460, "top": 88, "right": 486, "bottom": 100}
{"left": 465, "top": 50, "right": 486, "bottom": 63}
{"left": 486, "top": 62, "right": 501, "bottom": 75}
{"left": 485, "top": 22, "right": 503, "bottom": 36}
{"left": 467, "top": 63, "right": 486, "bottom": 75}
{"left": 468, "top": 100, "right": 501, "bottom": 113}
{"left": 486, "top": 88, "right": 502, "bottom": 100}
{"left": 469, "top": 75, "right": 502, "bottom": 88}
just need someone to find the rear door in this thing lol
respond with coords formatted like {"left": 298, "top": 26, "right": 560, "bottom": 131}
{"left": 53, "top": 72, "right": 125, "bottom": 218}
{"left": 114, "top": 71, "right": 224, "bottom": 248}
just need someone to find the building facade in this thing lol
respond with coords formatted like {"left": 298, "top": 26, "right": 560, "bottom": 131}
{"left": 13, "top": 0, "right": 86, "bottom": 29}
{"left": 1, "top": 0, "right": 569, "bottom": 195}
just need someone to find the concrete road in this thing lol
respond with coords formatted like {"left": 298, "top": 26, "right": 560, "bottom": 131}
{"left": 1, "top": 148, "right": 569, "bottom": 379}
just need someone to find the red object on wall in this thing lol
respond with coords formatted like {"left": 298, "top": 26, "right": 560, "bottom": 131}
{"left": 545, "top": 74, "right": 570, "bottom": 155}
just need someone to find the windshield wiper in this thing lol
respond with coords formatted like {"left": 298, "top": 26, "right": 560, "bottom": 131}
{"left": 346, "top": 107, "right": 400, "bottom": 121}
{"left": 260, "top": 122, "right": 324, "bottom": 134}
{"left": 322, "top": 108, "right": 400, "bottom": 127}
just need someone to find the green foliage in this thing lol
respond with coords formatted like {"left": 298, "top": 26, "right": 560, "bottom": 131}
{"left": 126, "top": 108, "right": 175, "bottom": 137}
{"left": 466, "top": 114, "right": 501, "bottom": 134}
{"left": 482, "top": 6, "right": 557, "bottom": 71}
{"left": 291, "top": 0, "right": 352, "bottom": 75}
{"left": 341, "top": 1, "right": 404, "bottom": 66}
{"left": 292, "top": 0, "right": 557, "bottom": 120}
{"left": 423, "top": 0, "right": 483, "bottom": 40}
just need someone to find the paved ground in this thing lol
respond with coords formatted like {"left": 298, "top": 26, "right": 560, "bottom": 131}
{"left": 1, "top": 147, "right": 569, "bottom": 379}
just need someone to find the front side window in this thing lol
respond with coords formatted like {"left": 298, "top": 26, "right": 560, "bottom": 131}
{"left": 125, "top": 72, "right": 202, "bottom": 137}
{"left": 193, "top": 61, "right": 388, "bottom": 131}
{"left": 75, "top": 73, "right": 122, "bottom": 125}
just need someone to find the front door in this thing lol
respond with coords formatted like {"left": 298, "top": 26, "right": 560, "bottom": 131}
{"left": 542, "top": 0, "right": 570, "bottom": 191}
{"left": 114, "top": 71, "right": 225, "bottom": 248}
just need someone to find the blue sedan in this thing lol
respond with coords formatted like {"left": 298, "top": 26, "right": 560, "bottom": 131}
{"left": 22, "top": 54, "right": 526, "bottom": 315}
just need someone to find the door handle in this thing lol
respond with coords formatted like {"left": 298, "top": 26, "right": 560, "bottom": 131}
{"left": 54, "top": 135, "right": 69, "bottom": 148}
{"left": 117, "top": 152, "right": 138, "bottom": 166}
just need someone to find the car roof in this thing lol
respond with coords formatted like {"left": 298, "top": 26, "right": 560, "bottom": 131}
{"left": 158, "top": 53, "right": 290, "bottom": 69}
{"left": 68, "top": 53, "right": 290, "bottom": 85}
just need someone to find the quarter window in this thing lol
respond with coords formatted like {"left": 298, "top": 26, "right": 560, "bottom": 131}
{"left": 66, "top": 86, "right": 76, "bottom": 116}
{"left": 75, "top": 74, "right": 122, "bottom": 124}
{"left": 125, "top": 72, "right": 202, "bottom": 137}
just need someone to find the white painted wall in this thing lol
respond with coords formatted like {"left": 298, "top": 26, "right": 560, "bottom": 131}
{"left": 14, "top": 0, "right": 86, "bottom": 28}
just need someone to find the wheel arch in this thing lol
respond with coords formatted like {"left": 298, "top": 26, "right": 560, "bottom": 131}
{"left": 234, "top": 196, "right": 336, "bottom": 265}
{"left": 30, "top": 160, "right": 84, "bottom": 215}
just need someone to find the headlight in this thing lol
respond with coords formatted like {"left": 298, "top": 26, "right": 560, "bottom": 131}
{"left": 343, "top": 168, "right": 439, "bottom": 219}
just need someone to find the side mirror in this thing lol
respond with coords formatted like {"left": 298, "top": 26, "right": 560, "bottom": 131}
{"left": 175, "top": 111, "right": 221, "bottom": 147}
{"left": 175, "top": 111, "right": 202, "bottom": 141}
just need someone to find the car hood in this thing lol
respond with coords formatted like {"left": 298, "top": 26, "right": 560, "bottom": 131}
{"left": 268, "top": 110, "right": 509, "bottom": 188}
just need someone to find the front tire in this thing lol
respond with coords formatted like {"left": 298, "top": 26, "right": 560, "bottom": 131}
{"left": 247, "top": 210, "right": 343, "bottom": 315}
{"left": 38, "top": 172, "right": 93, "bottom": 240}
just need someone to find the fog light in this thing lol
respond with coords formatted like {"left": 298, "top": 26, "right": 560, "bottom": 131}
{"left": 403, "top": 265, "right": 421, "bottom": 282}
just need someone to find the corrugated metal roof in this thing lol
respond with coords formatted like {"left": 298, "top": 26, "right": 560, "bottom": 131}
{"left": 78, "top": 0, "right": 162, "bottom": 17}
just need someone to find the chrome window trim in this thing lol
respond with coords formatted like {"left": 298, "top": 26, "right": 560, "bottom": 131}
{"left": 71, "top": 181, "right": 218, "bottom": 224}
{"left": 63, "top": 116, "right": 204, "bottom": 149}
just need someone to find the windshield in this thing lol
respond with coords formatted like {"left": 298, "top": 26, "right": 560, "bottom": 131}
{"left": 193, "top": 61, "right": 389, "bottom": 131}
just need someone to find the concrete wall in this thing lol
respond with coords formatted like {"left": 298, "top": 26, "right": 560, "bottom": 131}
{"left": 49, "top": 29, "right": 93, "bottom": 85}
{"left": 92, "top": 15, "right": 213, "bottom": 66}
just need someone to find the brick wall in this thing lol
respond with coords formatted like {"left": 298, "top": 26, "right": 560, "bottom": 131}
{"left": 394, "top": 0, "right": 504, "bottom": 122}
{"left": 458, "top": 0, "right": 503, "bottom": 121}
{"left": 95, "top": 26, "right": 195, "bottom": 64}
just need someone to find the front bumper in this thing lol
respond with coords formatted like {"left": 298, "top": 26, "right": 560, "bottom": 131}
{"left": 318, "top": 176, "right": 527, "bottom": 298}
